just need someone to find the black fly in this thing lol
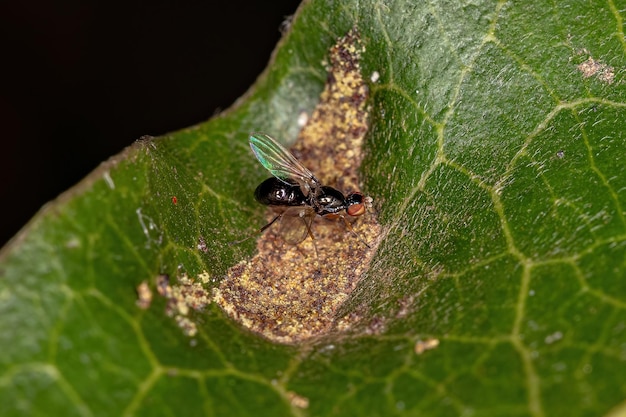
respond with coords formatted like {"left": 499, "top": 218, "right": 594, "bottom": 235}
{"left": 242, "top": 132, "right": 369, "bottom": 247}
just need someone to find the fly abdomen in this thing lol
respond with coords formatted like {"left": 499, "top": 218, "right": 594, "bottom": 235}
{"left": 254, "top": 177, "right": 308, "bottom": 207}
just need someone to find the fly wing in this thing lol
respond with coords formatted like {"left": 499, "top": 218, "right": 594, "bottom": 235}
{"left": 280, "top": 207, "right": 315, "bottom": 245}
{"left": 249, "top": 132, "right": 320, "bottom": 194}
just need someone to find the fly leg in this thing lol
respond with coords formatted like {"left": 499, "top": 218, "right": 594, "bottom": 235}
{"left": 259, "top": 213, "right": 282, "bottom": 233}
{"left": 229, "top": 213, "right": 283, "bottom": 245}
{"left": 303, "top": 215, "right": 320, "bottom": 261}
{"left": 340, "top": 215, "right": 371, "bottom": 249}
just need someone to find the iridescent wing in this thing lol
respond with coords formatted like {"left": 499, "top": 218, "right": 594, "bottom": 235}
{"left": 249, "top": 132, "right": 321, "bottom": 195}
{"left": 280, "top": 206, "right": 315, "bottom": 245}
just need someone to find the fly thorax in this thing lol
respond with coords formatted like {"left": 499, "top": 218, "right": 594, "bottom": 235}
{"left": 316, "top": 186, "right": 348, "bottom": 215}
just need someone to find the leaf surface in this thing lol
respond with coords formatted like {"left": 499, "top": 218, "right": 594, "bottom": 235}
{"left": 1, "top": 1, "right": 625, "bottom": 416}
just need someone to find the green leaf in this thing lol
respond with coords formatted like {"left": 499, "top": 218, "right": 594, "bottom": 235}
{"left": 2, "top": 1, "right": 625, "bottom": 416}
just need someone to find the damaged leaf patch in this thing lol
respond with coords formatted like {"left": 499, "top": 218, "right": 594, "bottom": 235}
{"left": 213, "top": 28, "right": 383, "bottom": 344}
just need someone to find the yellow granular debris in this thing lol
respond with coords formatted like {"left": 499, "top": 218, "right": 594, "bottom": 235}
{"left": 135, "top": 280, "right": 153, "bottom": 310}
{"left": 155, "top": 272, "right": 213, "bottom": 337}
{"left": 414, "top": 338, "right": 440, "bottom": 355}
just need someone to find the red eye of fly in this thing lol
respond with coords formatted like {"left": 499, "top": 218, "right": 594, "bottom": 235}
{"left": 346, "top": 192, "right": 366, "bottom": 216}
{"left": 347, "top": 203, "right": 365, "bottom": 216}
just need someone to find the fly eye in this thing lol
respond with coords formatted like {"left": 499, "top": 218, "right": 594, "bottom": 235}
{"left": 347, "top": 203, "right": 365, "bottom": 216}
{"left": 346, "top": 193, "right": 366, "bottom": 216}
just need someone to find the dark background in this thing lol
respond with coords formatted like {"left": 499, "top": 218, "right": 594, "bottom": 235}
{"left": 0, "top": 1, "right": 299, "bottom": 246}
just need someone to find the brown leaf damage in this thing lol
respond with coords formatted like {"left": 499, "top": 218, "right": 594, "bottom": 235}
{"left": 214, "top": 28, "right": 383, "bottom": 344}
